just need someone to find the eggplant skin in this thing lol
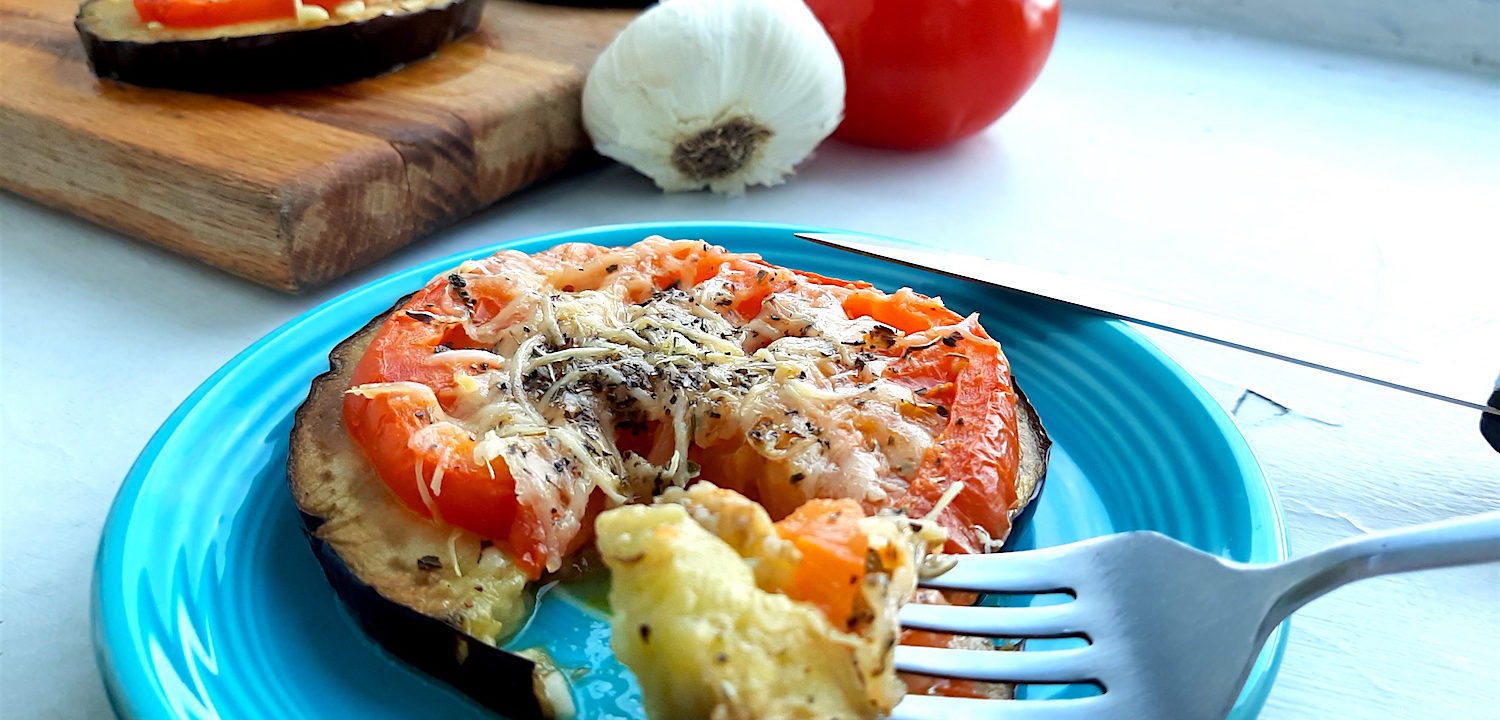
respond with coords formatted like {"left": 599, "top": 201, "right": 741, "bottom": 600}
{"left": 75, "top": 0, "right": 483, "bottom": 92}
{"left": 1482, "top": 388, "right": 1500, "bottom": 453}
{"left": 299, "top": 511, "right": 545, "bottom": 719}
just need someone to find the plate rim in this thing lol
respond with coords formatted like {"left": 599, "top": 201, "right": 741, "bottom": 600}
{"left": 92, "top": 220, "right": 1289, "bottom": 719}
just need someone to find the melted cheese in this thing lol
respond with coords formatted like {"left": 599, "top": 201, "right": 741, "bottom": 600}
{"left": 351, "top": 246, "right": 955, "bottom": 573}
{"left": 596, "top": 484, "right": 946, "bottom": 720}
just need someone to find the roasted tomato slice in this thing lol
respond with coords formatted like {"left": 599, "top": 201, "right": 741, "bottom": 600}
{"left": 133, "top": 0, "right": 342, "bottom": 28}
{"left": 343, "top": 238, "right": 1030, "bottom": 578}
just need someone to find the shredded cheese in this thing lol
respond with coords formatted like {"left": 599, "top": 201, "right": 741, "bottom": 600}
{"left": 367, "top": 254, "right": 980, "bottom": 573}
{"left": 292, "top": 0, "right": 329, "bottom": 23}
{"left": 924, "top": 481, "right": 966, "bottom": 524}
{"left": 333, "top": 0, "right": 365, "bottom": 18}
{"left": 413, "top": 457, "right": 443, "bottom": 525}
{"left": 447, "top": 528, "right": 463, "bottom": 578}
{"left": 429, "top": 447, "right": 451, "bottom": 497}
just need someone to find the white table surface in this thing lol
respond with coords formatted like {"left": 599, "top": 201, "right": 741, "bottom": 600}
{"left": 3, "top": 10, "right": 1498, "bottom": 720}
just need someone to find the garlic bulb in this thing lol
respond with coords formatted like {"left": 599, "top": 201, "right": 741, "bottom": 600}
{"left": 581, "top": 0, "right": 845, "bottom": 194}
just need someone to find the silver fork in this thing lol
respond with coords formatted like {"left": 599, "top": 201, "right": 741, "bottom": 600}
{"left": 892, "top": 511, "right": 1500, "bottom": 719}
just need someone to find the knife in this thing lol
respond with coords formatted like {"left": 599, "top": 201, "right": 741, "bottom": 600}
{"left": 795, "top": 232, "right": 1500, "bottom": 443}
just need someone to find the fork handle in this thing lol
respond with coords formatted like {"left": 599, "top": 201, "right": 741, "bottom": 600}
{"left": 1266, "top": 511, "right": 1500, "bottom": 623}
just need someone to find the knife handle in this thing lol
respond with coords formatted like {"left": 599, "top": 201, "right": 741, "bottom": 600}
{"left": 1482, "top": 374, "right": 1500, "bottom": 454}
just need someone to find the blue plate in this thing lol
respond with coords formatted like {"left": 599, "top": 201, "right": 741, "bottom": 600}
{"left": 94, "top": 222, "right": 1288, "bottom": 719}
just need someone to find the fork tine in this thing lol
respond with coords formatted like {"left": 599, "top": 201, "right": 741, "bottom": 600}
{"left": 898, "top": 602, "right": 1086, "bottom": 638}
{"left": 894, "top": 646, "right": 1094, "bottom": 684}
{"left": 888, "top": 695, "right": 1111, "bottom": 720}
{"left": 920, "top": 548, "right": 1077, "bottom": 594}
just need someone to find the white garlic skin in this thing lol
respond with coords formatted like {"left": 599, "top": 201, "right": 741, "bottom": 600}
{"left": 581, "top": 0, "right": 845, "bottom": 195}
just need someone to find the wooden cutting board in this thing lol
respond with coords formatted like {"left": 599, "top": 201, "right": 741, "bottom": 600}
{"left": 0, "top": 0, "right": 635, "bottom": 291}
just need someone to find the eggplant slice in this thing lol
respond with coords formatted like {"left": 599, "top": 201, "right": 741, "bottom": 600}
{"left": 76, "top": 0, "right": 483, "bottom": 92}
{"left": 287, "top": 296, "right": 1051, "bottom": 718}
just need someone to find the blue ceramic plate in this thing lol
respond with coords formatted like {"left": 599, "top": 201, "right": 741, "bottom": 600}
{"left": 94, "top": 222, "right": 1287, "bottom": 719}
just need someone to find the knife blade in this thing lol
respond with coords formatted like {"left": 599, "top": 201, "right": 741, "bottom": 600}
{"left": 796, "top": 232, "right": 1499, "bottom": 421}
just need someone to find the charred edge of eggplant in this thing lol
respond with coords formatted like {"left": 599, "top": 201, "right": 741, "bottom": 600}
{"left": 297, "top": 511, "right": 546, "bottom": 720}
{"left": 287, "top": 297, "right": 545, "bottom": 720}
{"left": 1481, "top": 388, "right": 1500, "bottom": 453}
{"left": 75, "top": 0, "right": 483, "bottom": 92}
{"left": 1003, "top": 383, "right": 1050, "bottom": 550}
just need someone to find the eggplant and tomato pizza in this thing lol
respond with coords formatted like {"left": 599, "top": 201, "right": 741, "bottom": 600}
{"left": 288, "top": 236, "right": 1050, "bottom": 718}
{"left": 75, "top": 0, "right": 481, "bottom": 91}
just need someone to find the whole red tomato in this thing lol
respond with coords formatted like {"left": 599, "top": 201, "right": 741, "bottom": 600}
{"left": 804, "top": 0, "right": 1060, "bottom": 150}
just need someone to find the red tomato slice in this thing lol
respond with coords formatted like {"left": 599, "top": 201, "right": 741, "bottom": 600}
{"left": 133, "top": 0, "right": 343, "bottom": 28}
{"left": 773, "top": 498, "right": 870, "bottom": 629}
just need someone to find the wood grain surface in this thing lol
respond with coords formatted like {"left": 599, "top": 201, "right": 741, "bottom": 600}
{"left": 0, "top": 0, "right": 634, "bottom": 291}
